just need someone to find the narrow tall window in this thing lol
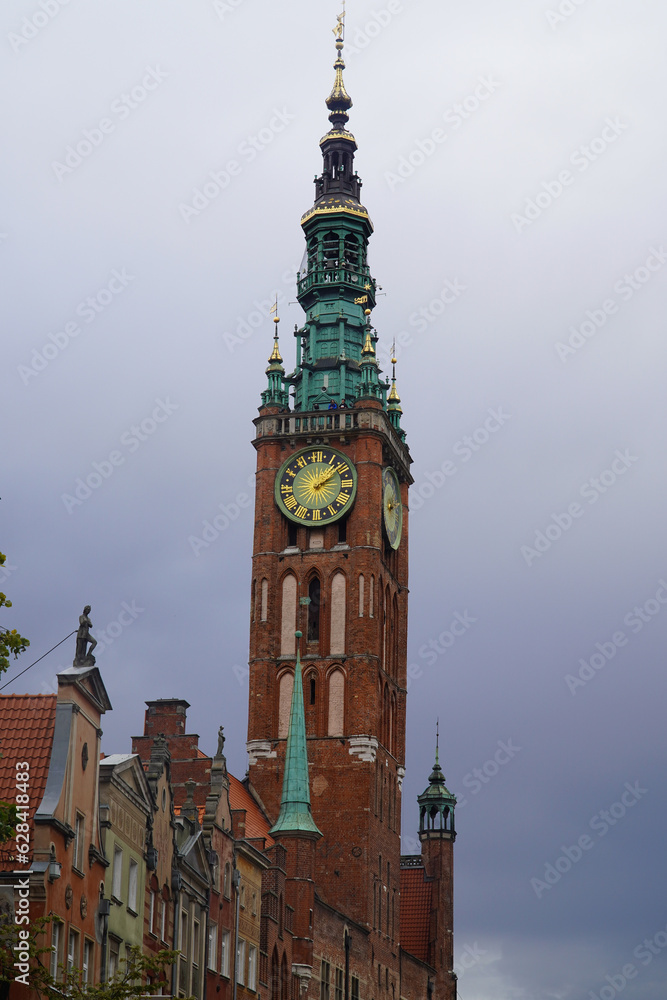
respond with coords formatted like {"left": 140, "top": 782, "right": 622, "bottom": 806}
{"left": 261, "top": 579, "right": 268, "bottom": 621}
{"left": 149, "top": 890, "right": 156, "bottom": 933}
{"left": 330, "top": 572, "right": 346, "bottom": 655}
{"left": 74, "top": 813, "right": 85, "bottom": 871}
{"left": 67, "top": 928, "right": 79, "bottom": 974}
{"left": 50, "top": 923, "right": 61, "bottom": 980}
{"left": 248, "top": 945, "right": 257, "bottom": 991}
{"left": 208, "top": 925, "right": 217, "bottom": 972}
{"left": 128, "top": 859, "right": 138, "bottom": 912}
{"left": 307, "top": 577, "right": 321, "bottom": 641}
{"left": 280, "top": 575, "right": 297, "bottom": 655}
{"left": 112, "top": 846, "right": 122, "bottom": 899}
{"left": 278, "top": 671, "right": 294, "bottom": 738}
{"left": 358, "top": 574, "right": 364, "bottom": 617}
{"left": 82, "top": 940, "right": 93, "bottom": 984}
{"left": 320, "top": 960, "right": 330, "bottom": 1000}
{"left": 221, "top": 931, "right": 230, "bottom": 977}
{"left": 236, "top": 939, "right": 246, "bottom": 986}
{"left": 327, "top": 669, "right": 345, "bottom": 736}
{"left": 369, "top": 575, "right": 375, "bottom": 618}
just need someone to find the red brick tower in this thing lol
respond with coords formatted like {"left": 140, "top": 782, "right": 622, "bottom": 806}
{"left": 246, "top": 14, "right": 412, "bottom": 978}
{"left": 417, "top": 738, "right": 457, "bottom": 1000}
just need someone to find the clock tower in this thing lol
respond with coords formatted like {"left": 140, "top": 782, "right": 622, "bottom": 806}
{"left": 246, "top": 14, "right": 412, "bottom": 974}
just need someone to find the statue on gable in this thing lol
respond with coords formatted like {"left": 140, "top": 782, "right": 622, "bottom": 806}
{"left": 74, "top": 605, "right": 97, "bottom": 666}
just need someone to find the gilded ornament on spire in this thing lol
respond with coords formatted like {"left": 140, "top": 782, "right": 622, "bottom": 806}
{"left": 326, "top": 1, "right": 352, "bottom": 127}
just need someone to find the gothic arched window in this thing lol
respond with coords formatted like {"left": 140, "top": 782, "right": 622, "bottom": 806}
{"left": 280, "top": 575, "right": 297, "bottom": 656}
{"left": 327, "top": 669, "right": 345, "bottom": 736}
{"left": 330, "top": 572, "right": 346, "bottom": 655}
{"left": 307, "top": 577, "right": 321, "bottom": 642}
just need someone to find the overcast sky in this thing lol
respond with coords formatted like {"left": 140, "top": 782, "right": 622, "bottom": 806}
{"left": 3, "top": 1, "right": 667, "bottom": 997}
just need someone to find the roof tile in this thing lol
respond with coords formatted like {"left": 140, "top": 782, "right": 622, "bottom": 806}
{"left": 400, "top": 865, "right": 432, "bottom": 963}
{"left": 0, "top": 695, "right": 57, "bottom": 868}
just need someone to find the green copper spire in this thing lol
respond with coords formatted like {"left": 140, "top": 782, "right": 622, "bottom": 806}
{"left": 387, "top": 341, "right": 405, "bottom": 440}
{"left": 289, "top": 9, "right": 381, "bottom": 412}
{"left": 418, "top": 723, "right": 456, "bottom": 839}
{"left": 270, "top": 632, "right": 322, "bottom": 838}
{"left": 261, "top": 313, "right": 289, "bottom": 410}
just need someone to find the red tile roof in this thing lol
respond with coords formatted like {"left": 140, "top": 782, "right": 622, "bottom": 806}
{"left": 228, "top": 774, "right": 274, "bottom": 847}
{"left": 0, "top": 695, "right": 57, "bottom": 867}
{"left": 400, "top": 865, "right": 432, "bottom": 963}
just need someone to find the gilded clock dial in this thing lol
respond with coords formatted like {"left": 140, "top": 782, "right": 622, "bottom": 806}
{"left": 275, "top": 447, "right": 357, "bottom": 525}
{"left": 382, "top": 467, "right": 402, "bottom": 549}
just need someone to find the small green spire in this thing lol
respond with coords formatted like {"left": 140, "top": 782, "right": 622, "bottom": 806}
{"left": 357, "top": 309, "right": 383, "bottom": 403}
{"left": 261, "top": 312, "right": 289, "bottom": 409}
{"left": 270, "top": 632, "right": 322, "bottom": 838}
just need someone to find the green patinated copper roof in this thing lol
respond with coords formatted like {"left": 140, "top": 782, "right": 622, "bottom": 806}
{"left": 270, "top": 638, "right": 322, "bottom": 838}
{"left": 418, "top": 742, "right": 457, "bottom": 808}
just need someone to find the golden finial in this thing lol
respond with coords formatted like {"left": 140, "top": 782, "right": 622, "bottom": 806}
{"left": 327, "top": 0, "right": 352, "bottom": 122}
{"left": 268, "top": 297, "right": 283, "bottom": 365}
{"left": 362, "top": 329, "right": 375, "bottom": 357}
{"left": 388, "top": 338, "right": 401, "bottom": 404}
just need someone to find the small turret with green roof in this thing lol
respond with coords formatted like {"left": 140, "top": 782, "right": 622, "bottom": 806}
{"left": 418, "top": 725, "right": 457, "bottom": 841}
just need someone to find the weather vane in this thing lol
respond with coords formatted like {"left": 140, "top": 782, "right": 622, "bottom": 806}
{"left": 333, "top": 1, "right": 345, "bottom": 41}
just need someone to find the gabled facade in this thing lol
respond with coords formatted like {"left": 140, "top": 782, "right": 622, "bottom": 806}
{"left": 98, "top": 753, "right": 152, "bottom": 979}
{"left": 141, "top": 735, "right": 177, "bottom": 967}
{"left": 0, "top": 663, "right": 112, "bottom": 995}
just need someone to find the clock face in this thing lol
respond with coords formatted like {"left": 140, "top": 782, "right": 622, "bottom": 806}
{"left": 275, "top": 447, "right": 357, "bottom": 525}
{"left": 382, "top": 467, "right": 403, "bottom": 549}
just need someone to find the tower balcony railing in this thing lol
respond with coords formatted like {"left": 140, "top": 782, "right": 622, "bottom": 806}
{"left": 274, "top": 410, "right": 359, "bottom": 435}
{"left": 297, "top": 265, "right": 376, "bottom": 298}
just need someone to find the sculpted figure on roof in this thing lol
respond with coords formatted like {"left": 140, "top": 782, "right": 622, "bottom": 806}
{"left": 74, "top": 605, "right": 97, "bottom": 666}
